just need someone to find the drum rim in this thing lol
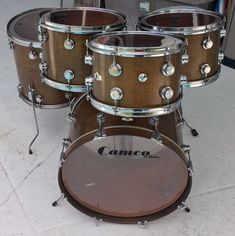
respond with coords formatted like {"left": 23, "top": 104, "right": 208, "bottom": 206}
{"left": 87, "top": 31, "right": 186, "bottom": 57}
{"left": 137, "top": 6, "right": 225, "bottom": 35}
{"left": 7, "top": 8, "right": 51, "bottom": 48}
{"left": 58, "top": 127, "right": 192, "bottom": 223}
{"left": 40, "top": 7, "right": 127, "bottom": 34}
{"left": 88, "top": 91, "right": 182, "bottom": 117}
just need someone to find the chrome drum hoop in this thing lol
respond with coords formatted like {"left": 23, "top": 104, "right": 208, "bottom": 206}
{"left": 182, "top": 68, "right": 221, "bottom": 89}
{"left": 40, "top": 7, "right": 127, "bottom": 34}
{"left": 18, "top": 90, "right": 70, "bottom": 109}
{"left": 88, "top": 92, "right": 182, "bottom": 118}
{"left": 41, "top": 73, "right": 87, "bottom": 93}
{"left": 137, "top": 6, "right": 225, "bottom": 35}
{"left": 87, "top": 31, "right": 186, "bottom": 57}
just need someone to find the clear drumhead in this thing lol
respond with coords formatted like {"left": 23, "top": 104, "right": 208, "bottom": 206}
{"left": 7, "top": 8, "right": 52, "bottom": 47}
{"left": 40, "top": 8, "right": 127, "bottom": 33}
{"left": 88, "top": 31, "right": 185, "bottom": 57}
{"left": 138, "top": 6, "right": 224, "bottom": 35}
{"left": 60, "top": 130, "right": 190, "bottom": 222}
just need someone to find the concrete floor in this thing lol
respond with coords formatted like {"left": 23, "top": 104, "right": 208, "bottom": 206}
{"left": 1, "top": 1, "right": 235, "bottom": 235}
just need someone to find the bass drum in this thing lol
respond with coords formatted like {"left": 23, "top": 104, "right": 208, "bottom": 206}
{"left": 68, "top": 94, "right": 183, "bottom": 146}
{"left": 7, "top": 8, "right": 71, "bottom": 108}
{"left": 59, "top": 104, "right": 191, "bottom": 223}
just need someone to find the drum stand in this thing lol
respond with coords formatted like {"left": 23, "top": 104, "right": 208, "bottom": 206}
{"left": 28, "top": 86, "right": 40, "bottom": 154}
{"left": 176, "top": 108, "right": 199, "bottom": 137}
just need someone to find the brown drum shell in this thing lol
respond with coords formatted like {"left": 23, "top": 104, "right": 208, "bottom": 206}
{"left": 13, "top": 44, "right": 69, "bottom": 106}
{"left": 182, "top": 31, "right": 220, "bottom": 82}
{"left": 92, "top": 52, "right": 182, "bottom": 108}
{"left": 42, "top": 32, "right": 91, "bottom": 86}
{"left": 68, "top": 96, "right": 183, "bottom": 146}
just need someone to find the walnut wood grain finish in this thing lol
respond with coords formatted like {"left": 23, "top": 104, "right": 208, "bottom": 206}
{"left": 182, "top": 31, "right": 220, "bottom": 82}
{"left": 42, "top": 32, "right": 91, "bottom": 86}
{"left": 13, "top": 44, "right": 69, "bottom": 105}
{"left": 68, "top": 97, "right": 183, "bottom": 146}
{"left": 92, "top": 53, "right": 182, "bottom": 108}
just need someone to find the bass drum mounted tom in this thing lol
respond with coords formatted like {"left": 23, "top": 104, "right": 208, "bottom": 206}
{"left": 137, "top": 6, "right": 226, "bottom": 88}
{"left": 7, "top": 8, "right": 70, "bottom": 108}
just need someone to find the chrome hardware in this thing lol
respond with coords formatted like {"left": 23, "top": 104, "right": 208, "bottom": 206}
{"left": 148, "top": 116, "right": 162, "bottom": 143}
{"left": 67, "top": 113, "right": 76, "bottom": 122}
{"left": 39, "top": 52, "right": 43, "bottom": 59}
{"left": 39, "top": 62, "right": 48, "bottom": 72}
{"left": 93, "top": 217, "right": 103, "bottom": 227}
{"left": 178, "top": 202, "right": 190, "bottom": 213}
{"left": 220, "top": 28, "right": 226, "bottom": 38}
{"left": 181, "top": 53, "right": 189, "bottom": 64}
{"left": 64, "top": 27, "right": 74, "bottom": 50}
{"left": 28, "top": 51, "right": 38, "bottom": 60}
{"left": 38, "top": 32, "right": 47, "bottom": 43}
{"left": 160, "top": 86, "right": 174, "bottom": 100}
{"left": 110, "top": 87, "right": 123, "bottom": 101}
{"left": 85, "top": 40, "right": 93, "bottom": 65}
{"left": 85, "top": 76, "right": 94, "bottom": 96}
{"left": 138, "top": 73, "right": 148, "bottom": 83}
{"left": 59, "top": 138, "right": 72, "bottom": 167}
{"left": 218, "top": 52, "right": 224, "bottom": 62}
{"left": 162, "top": 62, "right": 175, "bottom": 76}
{"left": 109, "top": 63, "right": 122, "bottom": 77}
{"left": 17, "top": 84, "right": 23, "bottom": 97}
{"left": 202, "top": 37, "right": 213, "bottom": 49}
{"left": 52, "top": 193, "right": 65, "bottom": 207}
{"left": 64, "top": 70, "right": 74, "bottom": 81}
{"left": 8, "top": 39, "right": 14, "bottom": 49}
{"left": 200, "top": 64, "right": 211, "bottom": 77}
{"left": 94, "top": 113, "right": 106, "bottom": 139}
{"left": 85, "top": 55, "right": 93, "bottom": 65}
{"left": 180, "top": 75, "right": 188, "bottom": 84}
{"left": 137, "top": 221, "right": 148, "bottom": 228}
{"left": 181, "top": 144, "right": 193, "bottom": 176}
{"left": 94, "top": 72, "right": 102, "bottom": 81}
{"left": 122, "top": 117, "right": 133, "bottom": 122}
{"left": 35, "top": 95, "right": 43, "bottom": 104}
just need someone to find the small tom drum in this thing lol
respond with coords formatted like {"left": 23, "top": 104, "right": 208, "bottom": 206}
{"left": 137, "top": 7, "right": 225, "bottom": 88}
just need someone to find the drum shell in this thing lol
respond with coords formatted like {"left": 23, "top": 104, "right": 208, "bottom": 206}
{"left": 68, "top": 96, "right": 183, "bottom": 146}
{"left": 12, "top": 44, "right": 69, "bottom": 106}
{"left": 42, "top": 32, "right": 91, "bottom": 86}
{"left": 92, "top": 52, "right": 182, "bottom": 108}
{"left": 181, "top": 31, "right": 220, "bottom": 82}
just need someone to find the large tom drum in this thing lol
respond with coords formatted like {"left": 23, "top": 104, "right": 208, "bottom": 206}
{"left": 7, "top": 8, "right": 70, "bottom": 108}
{"left": 137, "top": 7, "right": 226, "bottom": 88}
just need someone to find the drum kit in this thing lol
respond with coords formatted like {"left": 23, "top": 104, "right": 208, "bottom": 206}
{"left": 7, "top": 6, "right": 225, "bottom": 224}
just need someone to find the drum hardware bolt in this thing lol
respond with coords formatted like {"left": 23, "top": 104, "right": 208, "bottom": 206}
{"left": 39, "top": 52, "right": 43, "bottom": 60}
{"left": 109, "top": 62, "right": 122, "bottom": 77}
{"left": 122, "top": 117, "right": 134, "bottom": 122}
{"left": 17, "top": 84, "right": 23, "bottom": 97}
{"left": 110, "top": 87, "right": 123, "bottom": 101}
{"left": 94, "top": 72, "right": 102, "bottom": 81}
{"left": 85, "top": 76, "right": 94, "bottom": 95}
{"left": 138, "top": 73, "right": 148, "bottom": 83}
{"left": 202, "top": 37, "right": 213, "bottom": 50}
{"left": 176, "top": 109, "right": 199, "bottom": 137}
{"left": 109, "top": 52, "right": 122, "bottom": 77}
{"left": 64, "top": 27, "right": 74, "bottom": 50}
{"left": 160, "top": 86, "right": 174, "bottom": 100}
{"left": 180, "top": 75, "right": 188, "bottom": 84}
{"left": 149, "top": 116, "right": 162, "bottom": 143}
{"left": 178, "top": 202, "right": 190, "bottom": 213}
{"left": 52, "top": 193, "right": 65, "bottom": 207}
{"left": 8, "top": 39, "right": 14, "bottom": 49}
{"left": 64, "top": 70, "right": 74, "bottom": 81}
{"left": 137, "top": 221, "right": 148, "bottom": 228}
{"left": 67, "top": 113, "right": 76, "bottom": 122}
{"left": 200, "top": 64, "right": 211, "bottom": 78}
{"left": 85, "top": 40, "right": 93, "bottom": 65}
{"left": 39, "top": 62, "right": 48, "bottom": 73}
{"left": 220, "top": 28, "right": 226, "bottom": 38}
{"left": 94, "top": 113, "right": 106, "bottom": 139}
{"left": 35, "top": 95, "right": 43, "bottom": 104}
{"left": 181, "top": 144, "right": 194, "bottom": 175}
{"left": 162, "top": 62, "right": 175, "bottom": 76}
{"left": 38, "top": 32, "right": 48, "bottom": 43}
{"left": 218, "top": 52, "right": 224, "bottom": 63}
{"left": 28, "top": 50, "right": 38, "bottom": 60}
{"left": 93, "top": 217, "right": 103, "bottom": 226}
{"left": 181, "top": 53, "right": 189, "bottom": 64}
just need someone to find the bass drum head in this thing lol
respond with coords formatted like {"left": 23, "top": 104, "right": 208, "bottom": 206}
{"left": 59, "top": 127, "right": 191, "bottom": 223}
